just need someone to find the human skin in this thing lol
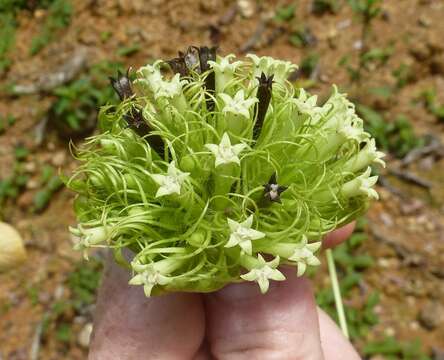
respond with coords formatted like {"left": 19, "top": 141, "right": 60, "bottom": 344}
{"left": 89, "top": 223, "right": 361, "bottom": 360}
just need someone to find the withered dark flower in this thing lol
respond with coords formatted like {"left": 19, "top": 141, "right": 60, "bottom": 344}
{"left": 109, "top": 69, "right": 133, "bottom": 101}
{"left": 166, "top": 56, "right": 189, "bottom": 77}
{"left": 182, "top": 47, "right": 201, "bottom": 73}
{"left": 253, "top": 72, "right": 274, "bottom": 139}
{"left": 263, "top": 172, "right": 287, "bottom": 203}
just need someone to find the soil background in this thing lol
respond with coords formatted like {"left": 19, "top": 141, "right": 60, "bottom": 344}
{"left": 1, "top": 0, "right": 444, "bottom": 359}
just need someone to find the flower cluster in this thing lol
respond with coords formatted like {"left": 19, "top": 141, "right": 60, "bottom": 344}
{"left": 68, "top": 47, "right": 384, "bottom": 296}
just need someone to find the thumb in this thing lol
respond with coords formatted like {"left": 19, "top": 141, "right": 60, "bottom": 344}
{"left": 204, "top": 268, "right": 324, "bottom": 360}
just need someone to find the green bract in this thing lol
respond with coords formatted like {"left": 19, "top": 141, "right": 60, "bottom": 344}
{"left": 68, "top": 48, "right": 385, "bottom": 296}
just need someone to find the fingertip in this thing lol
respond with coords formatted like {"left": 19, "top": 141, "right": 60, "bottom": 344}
{"left": 322, "top": 222, "right": 355, "bottom": 249}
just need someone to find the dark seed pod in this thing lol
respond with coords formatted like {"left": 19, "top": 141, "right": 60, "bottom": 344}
{"left": 166, "top": 57, "right": 189, "bottom": 77}
{"left": 254, "top": 73, "right": 274, "bottom": 139}
{"left": 109, "top": 69, "right": 164, "bottom": 154}
{"left": 109, "top": 69, "right": 133, "bottom": 101}
{"left": 263, "top": 172, "right": 287, "bottom": 203}
{"left": 198, "top": 46, "right": 217, "bottom": 110}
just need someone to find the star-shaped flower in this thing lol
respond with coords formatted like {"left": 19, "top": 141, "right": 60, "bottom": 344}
{"left": 129, "top": 261, "right": 171, "bottom": 297}
{"left": 154, "top": 73, "right": 185, "bottom": 100}
{"left": 225, "top": 215, "right": 265, "bottom": 255}
{"left": 208, "top": 54, "right": 242, "bottom": 74}
{"left": 341, "top": 167, "right": 379, "bottom": 200}
{"left": 288, "top": 236, "right": 322, "bottom": 277}
{"left": 240, "top": 255, "right": 285, "bottom": 293}
{"left": 205, "top": 132, "right": 247, "bottom": 167}
{"left": 219, "top": 90, "right": 258, "bottom": 119}
{"left": 291, "top": 88, "right": 320, "bottom": 115}
{"left": 150, "top": 161, "right": 190, "bottom": 198}
{"left": 263, "top": 172, "right": 288, "bottom": 203}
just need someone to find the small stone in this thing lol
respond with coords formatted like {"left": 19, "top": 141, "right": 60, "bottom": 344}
{"left": 432, "top": 347, "right": 444, "bottom": 360}
{"left": 237, "top": 0, "right": 255, "bottom": 18}
{"left": 400, "top": 199, "right": 424, "bottom": 215}
{"left": 418, "top": 301, "right": 444, "bottom": 330}
{"left": 0, "top": 222, "right": 27, "bottom": 272}
{"left": 384, "top": 327, "right": 395, "bottom": 336}
{"left": 77, "top": 322, "right": 93, "bottom": 348}
{"left": 51, "top": 151, "right": 66, "bottom": 167}
{"left": 24, "top": 162, "right": 37, "bottom": 173}
{"left": 410, "top": 42, "right": 431, "bottom": 61}
{"left": 379, "top": 212, "right": 394, "bottom": 227}
{"left": 26, "top": 179, "right": 39, "bottom": 190}
{"left": 418, "top": 15, "right": 432, "bottom": 27}
{"left": 430, "top": 54, "right": 444, "bottom": 75}
{"left": 17, "top": 191, "right": 33, "bottom": 209}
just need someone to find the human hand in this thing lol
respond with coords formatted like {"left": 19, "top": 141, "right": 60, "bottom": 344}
{"left": 89, "top": 223, "right": 360, "bottom": 360}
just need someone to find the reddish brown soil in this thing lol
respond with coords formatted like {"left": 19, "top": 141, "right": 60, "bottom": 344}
{"left": 1, "top": 0, "right": 443, "bottom": 359}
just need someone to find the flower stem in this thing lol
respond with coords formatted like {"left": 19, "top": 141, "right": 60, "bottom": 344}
{"left": 325, "top": 248, "right": 349, "bottom": 339}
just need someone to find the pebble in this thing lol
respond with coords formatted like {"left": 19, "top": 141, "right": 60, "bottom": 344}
{"left": 418, "top": 301, "right": 444, "bottom": 330}
{"left": 237, "top": 0, "right": 255, "bottom": 18}
{"left": 0, "top": 222, "right": 27, "bottom": 272}
{"left": 77, "top": 322, "right": 93, "bottom": 348}
{"left": 51, "top": 151, "right": 66, "bottom": 167}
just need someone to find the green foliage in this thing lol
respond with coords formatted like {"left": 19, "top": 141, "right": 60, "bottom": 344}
{"left": 361, "top": 46, "right": 393, "bottom": 66}
{"left": 0, "top": 145, "right": 29, "bottom": 211}
{"left": 357, "top": 105, "right": 424, "bottom": 158}
{"left": 274, "top": 4, "right": 296, "bottom": 22}
{"left": 116, "top": 44, "right": 141, "bottom": 57}
{"left": 29, "top": 0, "right": 73, "bottom": 55}
{"left": 41, "top": 258, "right": 103, "bottom": 343}
{"left": 420, "top": 88, "right": 444, "bottom": 122}
{"left": 289, "top": 26, "right": 316, "bottom": 48}
{"left": 312, "top": 0, "right": 341, "bottom": 15}
{"left": 32, "top": 166, "right": 64, "bottom": 212}
{"left": 50, "top": 61, "right": 121, "bottom": 133}
{"left": 392, "top": 63, "right": 414, "bottom": 89}
{"left": 364, "top": 337, "right": 431, "bottom": 360}
{"left": 67, "top": 258, "right": 103, "bottom": 312}
{"left": 0, "top": 13, "right": 16, "bottom": 73}
{"left": 0, "top": 114, "right": 16, "bottom": 135}
{"left": 348, "top": 0, "right": 382, "bottom": 20}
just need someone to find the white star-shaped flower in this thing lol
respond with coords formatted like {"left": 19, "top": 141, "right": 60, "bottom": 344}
{"left": 292, "top": 88, "right": 320, "bottom": 115}
{"left": 219, "top": 90, "right": 258, "bottom": 119}
{"left": 341, "top": 166, "right": 379, "bottom": 200}
{"left": 129, "top": 261, "right": 171, "bottom": 297}
{"left": 288, "top": 236, "right": 322, "bottom": 277}
{"left": 154, "top": 73, "right": 185, "bottom": 100}
{"left": 241, "top": 255, "right": 285, "bottom": 293}
{"left": 205, "top": 132, "right": 247, "bottom": 167}
{"left": 150, "top": 161, "right": 189, "bottom": 198}
{"left": 344, "top": 139, "right": 386, "bottom": 172}
{"left": 208, "top": 54, "right": 242, "bottom": 74}
{"left": 225, "top": 215, "right": 265, "bottom": 255}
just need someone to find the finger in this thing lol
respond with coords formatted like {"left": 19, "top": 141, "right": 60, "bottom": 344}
{"left": 205, "top": 268, "right": 324, "bottom": 360}
{"left": 318, "top": 308, "right": 361, "bottom": 360}
{"left": 322, "top": 222, "right": 355, "bottom": 249}
{"left": 89, "top": 253, "right": 205, "bottom": 360}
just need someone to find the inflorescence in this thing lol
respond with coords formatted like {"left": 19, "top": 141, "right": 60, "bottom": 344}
{"left": 68, "top": 46, "right": 385, "bottom": 296}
